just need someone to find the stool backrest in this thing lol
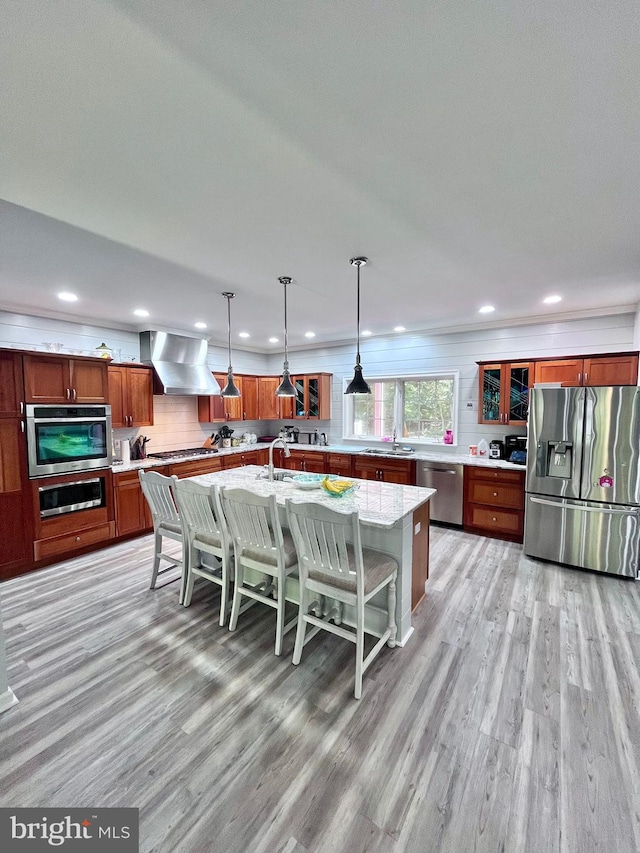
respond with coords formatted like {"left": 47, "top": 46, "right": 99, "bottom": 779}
{"left": 286, "top": 500, "right": 363, "bottom": 589}
{"left": 139, "top": 470, "right": 180, "bottom": 528}
{"left": 220, "top": 487, "right": 283, "bottom": 560}
{"left": 174, "top": 479, "right": 227, "bottom": 545}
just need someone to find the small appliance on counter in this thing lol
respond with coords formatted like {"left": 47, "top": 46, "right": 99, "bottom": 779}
{"left": 280, "top": 425, "right": 299, "bottom": 443}
{"left": 489, "top": 440, "right": 504, "bottom": 459}
{"left": 504, "top": 435, "right": 527, "bottom": 464}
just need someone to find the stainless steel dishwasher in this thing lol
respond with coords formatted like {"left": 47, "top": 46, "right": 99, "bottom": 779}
{"left": 416, "top": 461, "right": 464, "bottom": 525}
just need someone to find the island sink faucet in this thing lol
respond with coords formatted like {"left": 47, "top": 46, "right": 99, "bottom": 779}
{"left": 268, "top": 437, "right": 291, "bottom": 481}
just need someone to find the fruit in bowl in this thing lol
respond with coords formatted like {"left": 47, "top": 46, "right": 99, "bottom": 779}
{"left": 321, "top": 476, "right": 357, "bottom": 497}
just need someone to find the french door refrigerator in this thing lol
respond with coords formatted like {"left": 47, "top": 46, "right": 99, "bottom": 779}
{"left": 524, "top": 386, "right": 640, "bottom": 577}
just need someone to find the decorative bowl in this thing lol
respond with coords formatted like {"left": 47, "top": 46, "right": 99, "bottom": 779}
{"left": 320, "top": 478, "right": 358, "bottom": 497}
{"left": 292, "top": 473, "right": 337, "bottom": 490}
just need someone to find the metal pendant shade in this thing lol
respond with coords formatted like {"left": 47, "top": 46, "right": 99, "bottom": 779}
{"left": 220, "top": 292, "right": 241, "bottom": 397}
{"left": 275, "top": 276, "right": 297, "bottom": 397}
{"left": 345, "top": 257, "right": 372, "bottom": 395}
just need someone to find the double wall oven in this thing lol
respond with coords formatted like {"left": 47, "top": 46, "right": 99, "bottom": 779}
{"left": 26, "top": 405, "right": 113, "bottom": 521}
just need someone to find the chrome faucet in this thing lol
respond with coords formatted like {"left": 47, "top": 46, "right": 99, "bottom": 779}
{"left": 268, "top": 437, "right": 290, "bottom": 481}
{"left": 392, "top": 427, "right": 399, "bottom": 450}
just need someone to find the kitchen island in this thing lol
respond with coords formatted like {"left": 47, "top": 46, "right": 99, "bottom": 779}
{"left": 189, "top": 465, "right": 435, "bottom": 646}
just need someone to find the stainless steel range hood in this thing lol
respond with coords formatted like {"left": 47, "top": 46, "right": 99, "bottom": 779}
{"left": 139, "top": 331, "right": 221, "bottom": 396}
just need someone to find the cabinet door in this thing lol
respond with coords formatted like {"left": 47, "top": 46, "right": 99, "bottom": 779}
{"left": 108, "top": 366, "right": 127, "bottom": 427}
{"left": 0, "top": 352, "right": 24, "bottom": 417}
{"left": 114, "top": 478, "right": 147, "bottom": 537}
{"left": 301, "top": 453, "right": 326, "bottom": 474}
{"left": 127, "top": 367, "right": 154, "bottom": 425}
{"left": 506, "top": 362, "right": 532, "bottom": 425}
{"left": 258, "top": 377, "right": 281, "bottom": 419}
{"left": 583, "top": 355, "right": 639, "bottom": 386}
{"left": 533, "top": 358, "right": 583, "bottom": 387}
{"left": 70, "top": 359, "right": 109, "bottom": 403}
{"left": 213, "top": 373, "right": 242, "bottom": 421}
{"left": 240, "top": 376, "right": 259, "bottom": 420}
{"left": 23, "top": 355, "right": 71, "bottom": 402}
{"left": 0, "top": 419, "right": 31, "bottom": 576}
{"left": 479, "top": 364, "right": 503, "bottom": 423}
{"left": 326, "top": 453, "right": 353, "bottom": 476}
{"left": 293, "top": 376, "right": 307, "bottom": 418}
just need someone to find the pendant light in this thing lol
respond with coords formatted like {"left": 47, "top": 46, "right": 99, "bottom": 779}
{"left": 345, "top": 257, "right": 372, "bottom": 395}
{"left": 220, "top": 292, "right": 241, "bottom": 397}
{"left": 275, "top": 276, "right": 297, "bottom": 397}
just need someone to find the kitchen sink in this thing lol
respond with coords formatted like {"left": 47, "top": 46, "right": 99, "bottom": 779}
{"left": 360, "top": 447, "right": 414, "bottom": 456}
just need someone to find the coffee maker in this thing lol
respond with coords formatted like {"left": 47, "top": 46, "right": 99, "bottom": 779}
{"left": 504, "top": 435, "right": 527, "bottom": 464}
{"left": 280, "top": 425, "right": 299, "bottom": 443}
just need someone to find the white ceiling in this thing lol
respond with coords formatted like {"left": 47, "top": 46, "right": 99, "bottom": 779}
{"left": 1, "top": 0, "right": 639, "bottom": 351}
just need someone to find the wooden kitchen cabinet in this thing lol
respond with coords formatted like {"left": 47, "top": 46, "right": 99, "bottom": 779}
{"left": 113, "top": 469, "right": 153, "bottom": 537}
{"left": 168, "top": 456, "right": 225, "bottom": 478}
{"left": 0, "top": 352, "right": 32, "bottom": 579}
{"left": 463, "top": 466, "right": 525, "bottom": 543}
{"left": 23, "top": 354, "right": 109, "bottom": 404}
{"left": 198, "top": 374, "right": 260, "bottom": 423}
{"left": 282, "top": 449, "right": 327, "bottom": 473}
{"left": 326, "top": 452, "right": 353, "bottom": 477}
{"left": 292, "top": 374, "right": 332, "bottom": 420}
{"left": 478, "top": 362, "right": 532, "bottom": 426}
{"left": 352, "top": 456, "right": 415, "bottom": 484}
{"left": 108, "top": 365, "right": 154, "bottom": 427}
{"left": 223, "top": 448, "right": 269, "bottom": 469}
{"left": 258, "top": 376, "right": 294, "bottom": 420}
{"left": 533, "top": 353, "right": 639, "bottom": 387}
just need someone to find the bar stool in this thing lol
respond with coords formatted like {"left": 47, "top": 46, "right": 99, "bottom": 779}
{"left": 220, "top": 487, "right": 298, "bottom": 656}
{"left": 138, "top": 470, "right": 184, "bottom": 599}
{"left": 285, "top": 499, "right": 398, "bottom": 699}
{"left": 173, "top": 479, "right": 232, "bottom": 626}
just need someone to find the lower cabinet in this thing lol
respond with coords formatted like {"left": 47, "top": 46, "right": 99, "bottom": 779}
{"left": 0, "top": 418, "right": 32, "bottom": 580}
{"left": 352, "top": 457, "right": 415, "bottom": 485}
{"left": 463, "top": 466, "right": 525, "bottom": 543}
{"left": 168, "top": 457, "right": 225, "bottom": 478}
{"left": 326, "top": 452, "right": 354, "bottom": 477}
{"left": 224, "top": 448, "right": 269, "bottom": 468}
{"left": 114, "top": 469, "right": 154, "bottom": 538}
{"left": 282, "top": 449, "right": 327, "bottom": 473}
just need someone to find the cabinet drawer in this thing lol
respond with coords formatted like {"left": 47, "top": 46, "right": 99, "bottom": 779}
{"left": 327, "top": 453, "right": 353, "bottom": 476}
{"left": 466, "top": 466, "right": 525, "bottom": 485}
{"left": 34, "top": 521, "right": 115, "bottom": 560}
{"left": 467, "top": 506, "right": 522, "bottom": 537}
{"left": 468, "top": 481, "right": 524, "bottom": 510}
{"left": 169, "top": 458, "right": 224, "bottom": 478}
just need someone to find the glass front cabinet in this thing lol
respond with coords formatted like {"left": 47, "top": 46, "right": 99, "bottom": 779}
{"left": 292, "top": 374, "right": 332, "bottom": 420}
{"left": 478, "top": 361, "right": 533, "bottom": 426}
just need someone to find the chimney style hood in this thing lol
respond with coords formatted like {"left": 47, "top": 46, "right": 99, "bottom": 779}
{"left": 139, "top": 331, "right": 221, "bottom": 396}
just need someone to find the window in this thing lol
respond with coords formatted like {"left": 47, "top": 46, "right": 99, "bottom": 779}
{"left": 343, "top": 372, "right": 458, "bottom": 444}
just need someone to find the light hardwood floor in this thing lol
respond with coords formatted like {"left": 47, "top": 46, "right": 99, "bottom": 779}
{"left": 1, "top": 526, "right": 640, "bottom": 853}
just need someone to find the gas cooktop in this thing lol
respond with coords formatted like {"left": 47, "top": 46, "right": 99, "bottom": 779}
{"left": 147, "top": 447, "right": 219, "bottom": 460}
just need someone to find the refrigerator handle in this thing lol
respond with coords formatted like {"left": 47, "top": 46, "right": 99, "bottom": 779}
{"left": 529, "top": 497, "right": 636, "bottom": 515}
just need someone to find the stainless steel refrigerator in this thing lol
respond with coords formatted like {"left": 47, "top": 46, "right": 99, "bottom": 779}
{"left": 524, "top": 386, "right": 640, "bottom": 577}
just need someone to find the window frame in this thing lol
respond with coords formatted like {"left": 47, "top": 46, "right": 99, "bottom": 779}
{"left": 342, "top": 370, "right": 460, "bottom": 446}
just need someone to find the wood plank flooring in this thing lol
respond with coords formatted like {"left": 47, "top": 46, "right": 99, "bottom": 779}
{"left": 1, "top": 526, "right": 639, "bottom": 852}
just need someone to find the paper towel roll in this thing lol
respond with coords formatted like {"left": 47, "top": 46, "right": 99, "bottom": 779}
{"left": 118, "top": 439, "right": 131, "bottom": 465}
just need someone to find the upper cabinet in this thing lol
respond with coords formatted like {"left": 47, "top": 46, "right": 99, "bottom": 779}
{"left": 478, "top": 362, "right": 532, "bottom": 426}
{"left": 0, "top": 351, "right": 25, "bottom": 417}
{"left": 533, "top": 354, "right": 639, "bottom": 387}
{"left": 292, "top": 374, "right": 332, "bottom": 420}
{"left": 257, "top": 376, "right": 293, "bottom": 420}
{"left": 108, "top": 365, "right": 154, "bottom": 428}
{"left": 23, "top": 354, "right": 109, "bottom": 404}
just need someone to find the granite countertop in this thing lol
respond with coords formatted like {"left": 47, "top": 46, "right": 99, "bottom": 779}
{"left": 189, "top": 465, "right": 435, "bottom": 530}
{"left": 112, "top": 442, "right": 525, "bottom": 474}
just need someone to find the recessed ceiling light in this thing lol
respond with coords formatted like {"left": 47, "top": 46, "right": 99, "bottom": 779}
{"left": 238, "top": 332, "right": 250, "bottom": 339}
{"left": 57, "top": 291, "right": 78, "bottom": 302}
{"left": 361, "top": 330, "right": 372, "bottom": 336}
{"left": 479, "top": 305, "right": 495, "bottom": 314}
{"left": 134, "top": 308, "right": 149, "bottom": 317}
{"left": 269, "top": 337, "right": 279, "bottom": 343}
{"left": 304, "top": 331, "right": 316, "bottom": 339}
{"left": 394, "top": 326, "right": 406, "bottom": 332}
{"left": 194, "top": 321, "right": 207, "bottom": 330}
{"left": 543, "top": 294, "right": 562, "bottom": 304}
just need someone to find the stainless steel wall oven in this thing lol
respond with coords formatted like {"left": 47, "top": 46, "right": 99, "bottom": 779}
{"left": 26, "top": 405, "right": 112, "bottom": 478}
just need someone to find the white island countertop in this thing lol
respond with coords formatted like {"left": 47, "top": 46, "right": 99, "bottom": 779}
{"left": 188, "top": 465, "right": 435, "bottom": 530}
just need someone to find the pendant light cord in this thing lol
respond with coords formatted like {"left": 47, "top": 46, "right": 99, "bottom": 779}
{"left": 279, "top": 276, "right": 291, "bottom": 372}
{"left": 226, "top": 294, "right": 232, "bottom": 371}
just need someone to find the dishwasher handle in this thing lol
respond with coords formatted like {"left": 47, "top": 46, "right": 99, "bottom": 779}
{"left": 421, "top": 467, "right": 459, "bottom": 475}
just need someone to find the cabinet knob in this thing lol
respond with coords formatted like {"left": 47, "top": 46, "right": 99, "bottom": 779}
{"left": 493, "top": 492, "right": 498, "bottom": 496}
{"left": 76, "top": 536, "right": 81, "bottom": 541}
{"left": 492, "top": 517, "right": 497, "bottom": 522}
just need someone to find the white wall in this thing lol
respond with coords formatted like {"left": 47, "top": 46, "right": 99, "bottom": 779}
{"left": 1, "top": 309, "right": 636, "bottom": 452}
{"left": 266, "top": 313, "right": 638, "bottom": 453}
